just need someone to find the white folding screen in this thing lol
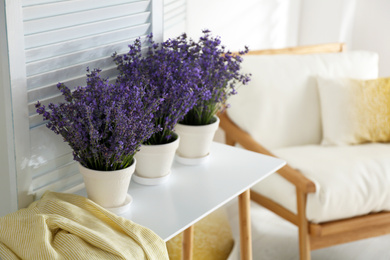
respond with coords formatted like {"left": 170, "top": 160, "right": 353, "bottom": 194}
{"left": 0, "top": 1, "right": 18, "bottom": 217}
{"left": 1, "top": 0, "right": 163, "bottom": 211}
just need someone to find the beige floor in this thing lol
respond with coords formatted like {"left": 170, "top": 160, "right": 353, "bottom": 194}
{"left": 225, "top": 200, "right": 390, "bottom": 260}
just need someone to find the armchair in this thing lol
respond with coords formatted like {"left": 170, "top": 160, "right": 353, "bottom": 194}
{"left": 219, "top": 43, "right": 390, "bottom": 260}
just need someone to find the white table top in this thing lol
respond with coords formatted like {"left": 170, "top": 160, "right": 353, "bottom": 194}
{"left": 78, "top": 142, "right": 285, "bottom": 241}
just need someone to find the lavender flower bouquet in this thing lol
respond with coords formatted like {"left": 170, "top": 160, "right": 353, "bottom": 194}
{"left": 113, "top": 34, "right": 202, "bottom": 145}
{"left": 180, "top": 30, "right": 251, "bottom": 126}
{"left": 36, "top": 68, "right": 161, "bottom": 171}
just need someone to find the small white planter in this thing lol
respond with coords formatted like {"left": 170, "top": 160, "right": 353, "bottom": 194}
{"left": 175, "top": 116, "right": 220, "bottom": 162}
{"left": 133, "top": 134, "right": 180, "bottom": 185}
{"left": 79, "top": 159, "right": 135, "bottom": 210}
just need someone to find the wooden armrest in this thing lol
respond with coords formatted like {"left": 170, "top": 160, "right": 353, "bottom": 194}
{"left": 218, "top": 111, "right": 316, "bottom": 194}
{"left": 247, "top": 43, "right": 345, "bottom": 55}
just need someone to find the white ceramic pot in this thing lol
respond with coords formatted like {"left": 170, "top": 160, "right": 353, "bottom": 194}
{"left": 134, "top": 134, "right": 180, "bottom": 185}
{"left": 79, "top": 159, "right": 135, "bottom": 209}
{"left": 175, "top": 116, "right": 220, "bottom": 159}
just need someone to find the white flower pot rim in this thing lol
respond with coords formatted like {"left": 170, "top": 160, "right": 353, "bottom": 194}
{"left": 179, "top": 116, "right": 219, "bottom": 126}
{"left": 176, "top": 116, "right": 220, "bottom": 133}
{"left": 140, "top": 134, "right": 180, "bottom": 153}
{"left": 79, "top": 160, "right": 136, "bottom": 179}
{"left": 134, "top": 133, "right": 179, "bottom": 183}
{"left": 175, "top": 116, "right": 220, "bottom": 160}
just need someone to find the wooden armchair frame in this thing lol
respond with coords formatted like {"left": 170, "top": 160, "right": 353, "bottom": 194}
{"left": 219, "top": 43, "right": 390, "bottom": 260}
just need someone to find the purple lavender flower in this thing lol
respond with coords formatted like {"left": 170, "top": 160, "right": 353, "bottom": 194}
{"left": 113, "top": 34, "right": 203, "bottom": 144}
{"left": 35, "top": 68, "right": 161, "bottom": 171}
{"left": 180, "top": 30, "right": 251, "bottom": 125}
{"left": 112, "top": 30, "right": 250, "bottom": 142}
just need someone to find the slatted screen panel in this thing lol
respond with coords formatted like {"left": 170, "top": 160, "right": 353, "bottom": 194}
{"left": 22, "top": 0, "right": 155, "bottom": 198}
{"left": 163, "top": 0, "right": 186, "bottom": 39}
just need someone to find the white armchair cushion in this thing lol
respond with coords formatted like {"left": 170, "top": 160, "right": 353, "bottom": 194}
{"left": 227, "top": 51, "right": 379, "bottom": 150}
{"left": 252, "top": 143, "right": 390, "bottom": 223}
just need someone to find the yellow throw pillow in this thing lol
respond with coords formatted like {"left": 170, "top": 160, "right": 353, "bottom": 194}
{"left": 166, "top": 208, "right": 234, "bottom": 260}
{"left": 317, "top": 76, "right": 390, "bottom": 145}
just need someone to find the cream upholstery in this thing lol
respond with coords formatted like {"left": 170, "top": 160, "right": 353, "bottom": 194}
{"left": 220, "top": 44, "right": 390, "bottom": 259}
{"left": 253, "top": 143, "right": 390, "bottom": 223}
{"left": 227, "top": 51, "right": 378, "bottom": 150}
{"left": 226, "top": 50, "right": 390, "bottom": 223}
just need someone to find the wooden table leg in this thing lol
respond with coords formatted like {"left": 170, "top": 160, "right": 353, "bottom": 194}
{"left": 182, "top": 225, "right": 194, "bottom": 260}
{"left": 238, "top": 189, "right": 252, "bottom": 260}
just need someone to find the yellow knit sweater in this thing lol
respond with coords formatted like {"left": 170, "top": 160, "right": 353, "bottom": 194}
{"left": 0, "top": 191, "right": 168, "bottom": 260}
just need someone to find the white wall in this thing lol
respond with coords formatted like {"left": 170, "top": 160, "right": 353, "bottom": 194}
{"left": 185, "top": 0, "right": 355, "bottom": 51}
{"left": 185, "top": 0, "right": 390, "bottom": 76}
{"left": 298, "top": 0, "right": 356, "bottom": 47}
{"left": 186, "top": 0, "right": 301, "bottom": 51}
{"left": 350, "top": 0, "right": 390, "bottom": 76}
{"left": 298, "top": 0, "right": 390, "bottom": 77}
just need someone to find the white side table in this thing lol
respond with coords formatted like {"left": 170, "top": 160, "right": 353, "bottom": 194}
{"left": 78, "top": 142, "right": 285, "bottom": 260}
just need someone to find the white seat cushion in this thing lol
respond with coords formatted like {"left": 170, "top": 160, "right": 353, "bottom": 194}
{"left": 227, "top": 51, "right": 378, "bottom": 150}
{"left": 252, "top": 143, "right": 390, "bottom": 223}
